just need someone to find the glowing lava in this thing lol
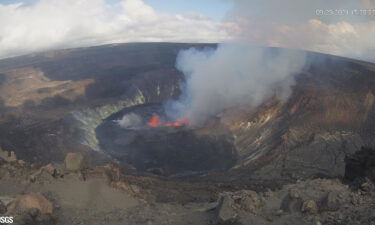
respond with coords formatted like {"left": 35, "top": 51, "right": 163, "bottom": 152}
{"left": 147, "top": 115, "right": 162, "bottom": 127}
{"left": 147, "top": 115, "right": 189, "bottom": 127}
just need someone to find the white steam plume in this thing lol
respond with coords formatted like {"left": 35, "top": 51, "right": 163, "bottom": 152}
{"left": 165, "top": 44, "right": 307, "bottom": 126}
{"left": 115, "top": 113, "right": 142, "bottom": 129}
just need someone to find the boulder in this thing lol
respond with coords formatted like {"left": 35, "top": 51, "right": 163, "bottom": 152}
{"left": 215, "top": 194, "right": 237, "bottom": 224}
{"left": 301, "top": 200, "right": 318, "bottom": 214}
{"left": 360, "top": 178, "right": 375, "bottom": 192}
{"left": 0, "top": 149, "right": 17, "bottom": 162}
{"left": 13, "top": 208, "right": 54, "bottom": 225}
{"left": 322, "top": 191, "right": 341, "bottom": 211}
{"left": 29, "top": 163, "right": 61, "bottom": 182}
{"left": 231, "top": 190, "right": 263, "bottom": 214}
{"left": 280, "top": 192, "right": 302, "bottom": 213}
{"left": 16, "top": 193, "right": 53, "bottom": 214}
{"left": 64, "top": 152, "right": 84, "bottom": 171}
{"left": 42, "top": 163, "right": 57, "bottom": 177}
{"left": 0, "top": 196, "right": 15, "bottom": 206}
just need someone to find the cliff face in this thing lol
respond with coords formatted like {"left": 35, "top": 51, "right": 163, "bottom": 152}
{"left": 224, "top": 55, "right": 375, "bottom": 180}
{"left": 0, "top": 43, "right": 374, "bottom": 181}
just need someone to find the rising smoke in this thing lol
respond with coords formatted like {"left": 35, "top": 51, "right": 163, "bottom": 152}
{"left": 115, "top": 113, "right": 142, "bottom": 129}
{"left": 165, "top": 44, "right": 307, "bottom": 126}
{"left": 163, "top": 0, "right": 375, "bottom": 126}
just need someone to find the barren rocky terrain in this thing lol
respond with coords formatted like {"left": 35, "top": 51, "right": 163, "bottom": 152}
{"left": 0, "top": 43, "right": 375, "bottom": 224}
{"left": 0, "top": 151, "right": 375, "bottom": 225}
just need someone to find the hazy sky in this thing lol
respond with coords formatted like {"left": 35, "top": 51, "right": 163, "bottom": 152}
{"left": 143, "top": 0, "right": 233, "bottom": 21}
{"left": 1, "top": 0, "right": 375, "bottom": 61}
{"left": 1, "top": 0, "right": 233, "bottom": 20}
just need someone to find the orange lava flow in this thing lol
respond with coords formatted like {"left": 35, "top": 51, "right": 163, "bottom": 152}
{"left": 147, "top": 115, "right": 162, "bottom": 127}
{"left": 147, "top": 115, "right": 189, "bottom": 127}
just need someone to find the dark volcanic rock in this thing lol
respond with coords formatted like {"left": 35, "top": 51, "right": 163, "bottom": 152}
{"left": 226, "top": 55, "right": 375, "bottom": 181}
{"left": 97, "top": 104, "right": 237, "bottom": 176}
{"left": 345, "top": 147, "right": 375, "bottom": 182}
{"left": 321, "top": 191, "right": 341, "bottom": 212}
{"left": 214, "top": 194, "right": 237, "bottom": 225}
{"left": 280, "top": 192, "right": 303, "bottom": 213}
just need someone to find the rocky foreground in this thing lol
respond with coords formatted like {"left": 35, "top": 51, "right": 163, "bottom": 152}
{"left": 0, "top": 151, "right": 374, "bottom": 225}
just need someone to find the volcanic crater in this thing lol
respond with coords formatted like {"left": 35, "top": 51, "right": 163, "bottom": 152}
{"left": 1, "top": 43, "right": 375, "bottom": 183}
{"left": 96, "top": 103, "right": 237, "bottom": 176}
{"left": 1, "top": 43, "right": 375, "bottom": 225}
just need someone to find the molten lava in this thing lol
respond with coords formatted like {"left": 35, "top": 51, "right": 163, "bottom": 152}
{"left": 146, "top": 115, "right": 189, "bottom": 127}
{"left": 147, "top": 115, "right": 162, "bottom": 127}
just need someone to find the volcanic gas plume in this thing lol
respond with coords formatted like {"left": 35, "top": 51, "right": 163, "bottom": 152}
{"left": 115, "top": 113, "right": 142, "bottom": 129}
{"left": 165, "top": 43, "right": 307, "bottom": 126}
